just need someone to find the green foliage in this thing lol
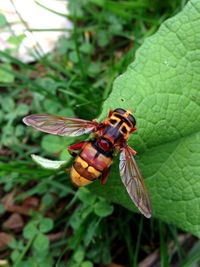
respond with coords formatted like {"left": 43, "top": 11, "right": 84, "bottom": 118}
{"left": 91, "top": 0, "right": 200, "bottom": 238}
{"left": 0, "top": 63, "right": 15, "bottom": 83}
{"left": 94, "top": 199, "right": 114, "bottom": 217}
{"left": 66, "top": 188, "right": 113, "bottom": 265}
{"left": 10, "top": 216, "right": 54, "bottom": 266}
{"left": 39, "top": 218, "right": 54, "bottom": 233}
{"left": 41, "top": 136, "right": 66, "bottom": 154}
{"left": 0, "top": 13, "right": 7, "bottom": 26}
{"left": 23, "top": 222, "right": 38, "bottom": 240}
{"left": 0, "top": 95, "right": 29, "bottom": 147}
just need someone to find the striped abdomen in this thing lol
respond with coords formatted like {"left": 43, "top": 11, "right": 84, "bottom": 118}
{"left": 70, "top": 142, "right": 113, "bottom": 187}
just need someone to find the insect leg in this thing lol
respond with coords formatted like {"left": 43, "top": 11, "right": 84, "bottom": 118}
{"left": 130, "top": 127, "right": 137, "bottom": 133}
{"left": 108, "top": 109, "right": 113, "bottom": 117}
{"left": 100, "top": 167, "right": 110, "bottom": 185}
{"left": 128, "top": 146, "right": 137, "bottom": 155}
{"left": 122, "top": 144, "right": 137, "bottom": 156}
{"left": 68, "top": 141, "right": 87, "bottom": 157}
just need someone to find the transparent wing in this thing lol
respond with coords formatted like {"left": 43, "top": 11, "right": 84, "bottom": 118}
{"left": 119, "top": 145, "right": 152, "bottom": 218}
{"left": 23, "top": 114, "right": 98, "bottom": 136}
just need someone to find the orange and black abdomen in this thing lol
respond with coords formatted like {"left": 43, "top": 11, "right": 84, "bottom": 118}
{"left": 70, "top": 141, "right": 113, "bottom": 187}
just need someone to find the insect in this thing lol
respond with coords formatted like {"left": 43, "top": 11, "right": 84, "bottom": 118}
{"left": 23, "top": 108, "right": 151, "bottom": 218}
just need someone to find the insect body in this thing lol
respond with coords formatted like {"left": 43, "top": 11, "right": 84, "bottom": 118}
{"left": 70, "top": 140, "right": 113, "bottom": 187}
{"left": 23, "top": 108, "right": 152, "bottom": 218}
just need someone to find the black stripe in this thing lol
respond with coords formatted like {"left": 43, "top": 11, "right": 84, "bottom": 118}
{"left": 113, "top": 114, "right": 132, "bottom": 127}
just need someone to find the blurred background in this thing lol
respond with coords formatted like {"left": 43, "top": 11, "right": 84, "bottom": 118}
{"left": 1, "top": 0, "right": 200, "bottom": 267}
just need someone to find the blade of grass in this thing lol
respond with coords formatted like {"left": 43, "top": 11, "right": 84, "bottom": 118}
{"left": 13, "top": 234, "right": 36, "bottom": 267}
{"left": 159, "top": 221, "right": 169, "bottom": 267}
{"left": 72, "top": 16, "right": 87, "bottom": 81}
{"left": 168, "top": 225, "right": 185, "bottom": 261}
{"left": 35, "top": 0, "right": 70, "bottom": 19}
{"left": 181, "top": 240, "right": 200, "bottom": 267}
{"left": 133, "top": 216, "right": 144, "bottom": 267}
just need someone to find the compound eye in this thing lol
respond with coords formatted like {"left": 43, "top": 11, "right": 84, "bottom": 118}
{"left": 128, "top": 115, "right": 136, "bottom": 127}
{"left": 113, "top": 108, "right": 126, "bottom": 114}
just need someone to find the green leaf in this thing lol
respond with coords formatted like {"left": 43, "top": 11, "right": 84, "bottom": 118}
{"left": 0, "top": 63, "right": 15, "bottom": 83}
{"left": 90, "top": 0, "right": 200, "bottom": 237}
{"left": 41, "top": 135, "right": 64, "bottom": 153}
{"left": 80, "top": 43, "right": 93, "bottom": 54}
{"left": 7, "top": 34, "right": 25, "bottom": 47}
{"left": 31, "top": 154, "right": 68, "bottom": 170}
{"left": 19, "top": 259, "right": 36, "bottom": 267}
{"left": 43, "top": 99, "right": 61, "bottom": 114}
{"left": 39, "top": 218, "right": 54, "bottom": 233}
{"left": 69, "top": 51, "right": 79, "bottom": 63}
{"left": 36, "top": 78, "right": 58, "bottom": 95}
{"left": 41, "top": 193, "right": 54, "bottom": 208}
{"left": 0, "top": 97, "right": 15, "bottom": 112}
{"left": 33, "top": 233, "right": 49, "bottom": 253}
{"left": 59, "top": 148, "right": 73, "bottom": 161}
{"left": 94, "top": 200, "right": 114, "bottom": 217}
{"left": 0, "top": 110, "right": 3, "bottom": 123}
{"left": 73, "top": 247, "right": 85, "bottom": 263}
{"left": 83, "top": 218, "right": 99, "bottom": 246}
{"left": 11, "top": 250, "right": 20, "bottom": 262}
{"left": 0, "top": 13, "right": 7, "bottom": 27}
{"left": 97, "top": 30, "right": 109, "bottom": 47}
{"left": 69, "top": 209, "right": 82, "bottom": 231}
{"left": 0, "top": 203, "right": 5, "bottom": 215}
{"left": 76, "top": 187, "right": 96, "bottom": 205}
{"left": 57, "top": 108, "right": 75, "bottom": 117}
{"left": 23, "top": 222, "right": 37, "bottom": 240}
{"left": 88, "top": 62, "right": 101, "bottom": 77}
{"left": 81, "top": 261, "right": 93, "bottom": 267}
{"left": 15, "top": 125, "right": 25, "bottom": 137}
{"left": 16, "top": 104, "right": 29, "bottom": 116}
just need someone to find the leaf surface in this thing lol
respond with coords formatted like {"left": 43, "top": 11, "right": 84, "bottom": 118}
{"left": 90, "top": 0, "right": 200, "bottom": 237}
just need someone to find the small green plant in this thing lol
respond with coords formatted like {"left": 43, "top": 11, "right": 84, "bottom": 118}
{"left": 10, "top": 215, "right": 54, "bottom": 267}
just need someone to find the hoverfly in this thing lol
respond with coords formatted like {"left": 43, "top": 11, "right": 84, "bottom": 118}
{"left": 23, "top": 108, "right": 152, "bottom": 218}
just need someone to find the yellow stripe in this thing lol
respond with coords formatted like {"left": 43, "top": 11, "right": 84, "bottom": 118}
{"left": 88, "top": 166, "right": 101, "bottom": 177}
{"left": 70, "top": 166, "right": 92, "bottom": 187}
{"left": 124, "top": 110, "right": 131, "bottom": 118}
{"left": 76, "top": 156, "right": 88, "bottom": 168}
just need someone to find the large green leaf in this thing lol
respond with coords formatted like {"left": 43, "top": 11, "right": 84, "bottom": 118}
{"left": 90, "top": 0, "right": 200, "bottom": 237}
